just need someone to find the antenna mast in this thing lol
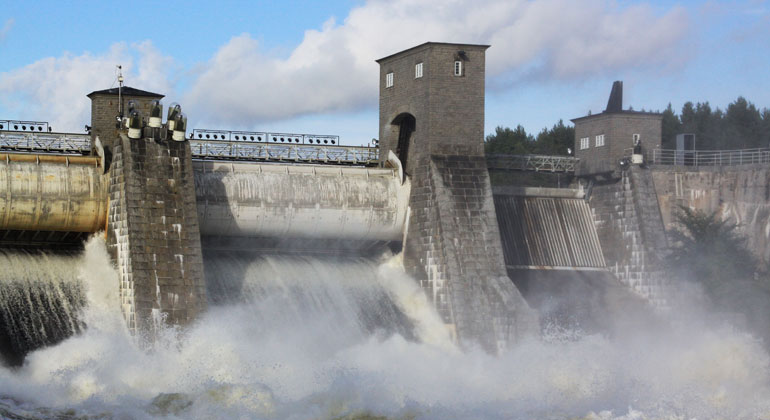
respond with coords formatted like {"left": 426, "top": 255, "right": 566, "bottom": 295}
{"left": 117, "top": 65, "right": 124, "bottom": 119}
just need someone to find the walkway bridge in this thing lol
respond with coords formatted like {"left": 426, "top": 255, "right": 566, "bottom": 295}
{"left": 1, "top": 129, "right": 584, "bottom": 172}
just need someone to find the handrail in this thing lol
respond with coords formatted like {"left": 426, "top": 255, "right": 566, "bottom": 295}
{"left": 625, "top": 148, "right": 770, "bottom": 167}
{"left": 486, "top": 154, "right": 578, "bottom": 173}
{"left": 188, "top": 139, "right": 379, "bottom": 165}
{"left": 0, "top": 131, "right": 91, "bottom": 154}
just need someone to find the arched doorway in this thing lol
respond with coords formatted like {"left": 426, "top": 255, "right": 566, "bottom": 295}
{"left": 391, "top": 113, "right": 415, "bottom": 169}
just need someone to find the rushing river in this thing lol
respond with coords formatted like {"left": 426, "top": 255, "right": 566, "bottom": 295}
{"left": 1, "top": 236, "right": 770, "bottom": 419}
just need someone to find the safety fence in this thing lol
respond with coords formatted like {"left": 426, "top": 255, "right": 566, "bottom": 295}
{"left": 627, "top": 148, "right": 770, "bottom": 167}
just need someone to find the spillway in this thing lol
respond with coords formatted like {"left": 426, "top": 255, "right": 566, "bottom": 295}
{"left": 0, "top": 248, "right": 84, "bottom": 366}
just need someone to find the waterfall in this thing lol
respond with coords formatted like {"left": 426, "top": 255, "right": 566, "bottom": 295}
{"left": 202, "top": 250, "right": 420, "bottom": 347}
{"left": 0, "top": 250, "right": 84, "bottom": 366}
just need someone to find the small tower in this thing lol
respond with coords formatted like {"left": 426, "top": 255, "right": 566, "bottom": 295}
{"left": 376, "top": 43, "right": 536, "bottom": 351}
{"left": 87, "top": 86, "right": 164, "bottom": 149}
{"left": 377, "top": 42, "right": 489, "bottom": 173}
{"left": 571, "top": 81, "right": 663, "bottom": 178}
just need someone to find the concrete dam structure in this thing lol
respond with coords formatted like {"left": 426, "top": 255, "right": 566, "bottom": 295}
{"left": 0, "top": 42, "right": 539, "bottom": 357}
{"left": 3, "top": 43, "right": 769, "bottom": 366}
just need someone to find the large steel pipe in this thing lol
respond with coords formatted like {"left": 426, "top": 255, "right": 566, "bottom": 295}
{"left": 0, "top": 154, "right": 107, "bottom": 232}
{"left": 194, "top": 161, "right": 409, "bottom": 241}
{"left": 0, "top": 156, "right": 409, "bottom": 242}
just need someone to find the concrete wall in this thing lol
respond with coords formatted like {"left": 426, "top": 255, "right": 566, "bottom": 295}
{"left": 107, "top": 134, "right": 206, "bottom": 336}
{"left": 589, "top": 167, "right": 668, "bottom": 305}
{"left": 194, "top": 161, "right": 410, "bottom": 241}
{"left": 650, "top": 165, "right": 770, "bottom": 269}
{"left": 404, "top": 154, "right": 536, "bottom": 351}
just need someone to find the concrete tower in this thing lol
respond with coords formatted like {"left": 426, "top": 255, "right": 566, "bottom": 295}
{"left": 377, "top": 42, "right": 536, "bottom": 352}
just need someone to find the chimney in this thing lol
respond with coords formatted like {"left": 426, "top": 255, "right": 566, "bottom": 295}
{"left": 605, "top": 81, "right": 623, "bottom": 113}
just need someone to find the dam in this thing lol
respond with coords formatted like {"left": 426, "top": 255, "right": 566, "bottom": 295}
{"left": 2, "top": 43, "right": 770, "bottom": 366}
{"left": 3, "top": 42, "right": 770, "bottom": 419}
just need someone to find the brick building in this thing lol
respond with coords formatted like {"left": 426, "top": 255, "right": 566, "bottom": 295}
{"left": 87, "top": 86, "right": 164, "bottom": 149}
{"left": 572, "top": 81, "right": 662, "bottom": 178}
{"left": 377, "top": 42, "right": 488, "bottom": 173}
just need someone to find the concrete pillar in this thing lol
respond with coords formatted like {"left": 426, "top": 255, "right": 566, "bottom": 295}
{"left": 106, "top": 132, "right": 206, "bottom": 337}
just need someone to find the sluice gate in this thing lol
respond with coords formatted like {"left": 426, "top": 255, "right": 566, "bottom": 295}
{"left": 194, "top": 161, "right": 409, "bottom": 241}
{"left": 0, "top": 157, "right": 408, "bottom": 243}
{"left": 492, "top": 187, "right": 605, "bottom": 271}
{"left": 0, "top": 154, "right": 107, "bottom": 234}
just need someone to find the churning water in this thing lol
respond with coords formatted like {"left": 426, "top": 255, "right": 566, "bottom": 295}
{"left": 1, "top": 236, "right": 770, "bottom": 419}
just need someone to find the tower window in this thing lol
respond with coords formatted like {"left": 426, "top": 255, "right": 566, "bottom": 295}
{"left": 415, "top": 62, "right": 423, "bottom": 79}
{"left": 454, "top": 61, "right": 462, "bottom": 76}
{"left": 386, "top": 72, "right": 394, "bottom": 88}
{"left": 595, "top": 134, "right": 605, "bottom": 147}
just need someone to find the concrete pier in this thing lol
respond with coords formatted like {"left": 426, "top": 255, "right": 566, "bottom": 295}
{"left": 377, "top": 42, "right": 536, "bottom": 351}
{"left": 106, "top": 133, "right": 206, "bottom": 335}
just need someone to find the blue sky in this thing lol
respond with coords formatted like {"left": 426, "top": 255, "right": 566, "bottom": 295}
{"left": 0, "top": 0, "right": 768, "bottom": 146}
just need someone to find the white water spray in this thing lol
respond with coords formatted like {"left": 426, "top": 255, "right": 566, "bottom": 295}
{"left": 1, "top": 236, "right": 770, "bottom": 419}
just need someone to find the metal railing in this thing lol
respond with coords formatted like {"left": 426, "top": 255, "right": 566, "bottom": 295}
{"left": 190, "top": 128, "right": 340, "bottom": 146}
{"left": 628, "top": 148, "right": 770, "bottom": 167}
{"left": 0, "top": 131, "right": 91, "bottom": 154}
{"left": 486, "top": 154, "right": 578, "bottom": 173}
{"left": 189, "top": 139, "right": 379, "bottom": 165}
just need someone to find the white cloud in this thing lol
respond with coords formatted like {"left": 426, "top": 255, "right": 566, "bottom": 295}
{"left": 0, "top": 0, "right": 689, "bottom": 130}
{"left": 185, "top": 0, "right": 689, "bottom": 127}
{"left": 0, "top": 42, "right": 175, "bottom": 132}
{"left": 0, "top": 18, "right": 13, "bottom": 43}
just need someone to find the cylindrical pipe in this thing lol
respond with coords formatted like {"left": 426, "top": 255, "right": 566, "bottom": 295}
{"left": 0, "top": 156, "right": 408, "bottom": 242}
{"left": 194, "top": 161, "right": 410, "bottom": 241}
{"left": 0, "top": 156, "right": 108, "bottom": 232}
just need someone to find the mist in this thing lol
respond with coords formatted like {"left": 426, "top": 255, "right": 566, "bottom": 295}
{"left": 0, "top": 236, "right": 768, "bottom": 419}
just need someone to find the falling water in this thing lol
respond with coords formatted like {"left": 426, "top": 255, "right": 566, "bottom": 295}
{"left": 1, "top": 236, "right": 770, "bottom": 419}
{"left": 0, "top": 249, "right": 84, "bottom": 366}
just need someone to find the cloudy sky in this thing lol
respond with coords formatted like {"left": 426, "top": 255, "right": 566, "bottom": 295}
{"left": 0, "top": 0, "right": 768, "bottom": 146}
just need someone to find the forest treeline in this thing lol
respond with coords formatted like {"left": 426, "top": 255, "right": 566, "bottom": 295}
{"left": 485, "top": 97, "right": 770, "bottom": 155}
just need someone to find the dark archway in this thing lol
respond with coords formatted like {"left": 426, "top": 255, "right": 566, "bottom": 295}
{"left": 391, "top": 113, "right": 415, "bottom": 170}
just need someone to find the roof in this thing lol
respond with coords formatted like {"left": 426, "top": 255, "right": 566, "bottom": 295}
{"left": 571, "top": 80, "right": 662, "bottom": 122}
{"left": 376, "top": 42, "right": 490, "bottom": 63}
{"left": 570, "top": 110, "right": 663, "bottom": 123}
{"left": 87, "top": 86, "right": 164, "bottom": 99}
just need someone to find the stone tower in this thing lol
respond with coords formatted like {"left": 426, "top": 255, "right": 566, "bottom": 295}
{"left": 377, "top": 42, "right": 536, "bottom": 352}
{"left": 87, "top": 86, "right": 164, "bottom": 150}
{"left": 87, "top": 85, "right": 207, "bottom": 339}
{"left": 377, "top": 42, "right": 488, "bottom": 173}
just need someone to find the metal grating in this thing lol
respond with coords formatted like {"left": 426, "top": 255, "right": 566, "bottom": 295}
{"left": 0, "top": 131, "right": 91, "bottom": 154}
{"left": 487, "top": 154, "right": 578, "bottom": 173}
{"left": 189, "top": 140, "right": 379, "bottom": 165}
{"left": 493, "top": 195, "right": 605, "bottom": 270}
